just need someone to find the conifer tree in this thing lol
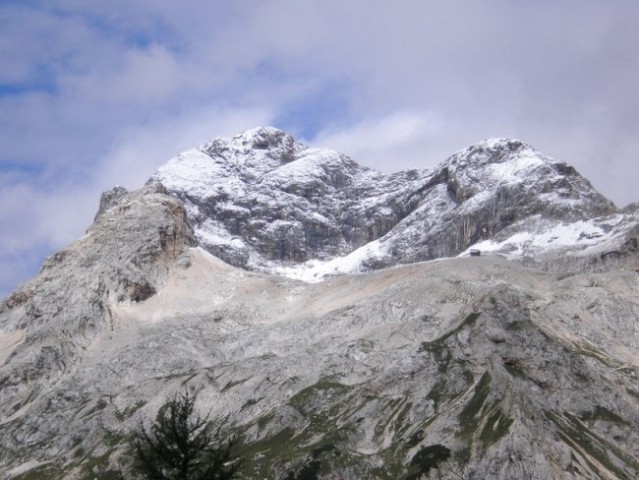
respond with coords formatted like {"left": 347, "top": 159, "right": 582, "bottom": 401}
{"left": 131, "top": 390, "right": 240, "bottom": 480}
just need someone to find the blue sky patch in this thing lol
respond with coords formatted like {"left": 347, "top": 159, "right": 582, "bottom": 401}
{"left": 273, "top": 80, "right": 354, "bottom": 140}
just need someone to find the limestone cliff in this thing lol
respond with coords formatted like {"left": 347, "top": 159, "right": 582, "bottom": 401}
{"left": 152, "top": 128, "right": 636, "bottom": 279}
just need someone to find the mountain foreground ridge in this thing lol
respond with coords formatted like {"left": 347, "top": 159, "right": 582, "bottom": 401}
{"left": 0, "top": 127, "right": 638, "bottom": 479}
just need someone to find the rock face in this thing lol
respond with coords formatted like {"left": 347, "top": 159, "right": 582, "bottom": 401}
{"left": 0, "top": 183, "right": 194, "bottom": 437}
{"left": 151, "top": 127, "right": 636, "bottom": 279}
{"left": 0, "top": 129, "right": 638, "bottom": 479}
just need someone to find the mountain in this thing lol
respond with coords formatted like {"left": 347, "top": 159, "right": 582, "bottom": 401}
{"left": 151, "top": 127, "right": 636, "bottom": 279}
{"left": 1, "top": 128, "right": 638, "bottom": 479}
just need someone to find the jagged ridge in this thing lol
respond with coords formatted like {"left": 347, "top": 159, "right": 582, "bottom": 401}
{"left": 152, "top": 127, "right": 635, "bottom": 281}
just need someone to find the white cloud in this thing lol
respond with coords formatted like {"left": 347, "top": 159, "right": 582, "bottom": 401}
{"left": 61, "top": 45, "right": 188, "bottom": 104}
{"left": 96, "top": 106, "right": 274, "bottom": 189}
{"left": 0, "top": 180, "right": 96, "bottom": 253}
{"left": 312, "top": 111, "right": 448, "bottom": 171}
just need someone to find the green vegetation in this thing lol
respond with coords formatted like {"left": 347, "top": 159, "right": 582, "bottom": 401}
{"left": 284, "top": 459, "right": 321, "bottom": 480}
{"left": 458, "top": 372, "right": 491, "bottom": 436}
{"left": 156, "top": 371, "right": 199, "bottom": 382}
{"left": 103, "top": 430, "right": 130, "bottom": 448}
{"left": 421, "top": 312, "right": 481, "bottom": 353}
{"left": 130, "top": 389, "right": 241, "bottom": 479}
{"left": 503, "top": 361, "right": 526, "bottom": 378}
{"left": 114, "top": 400, "right": 147, "bottom": 422}
{"left": 288, "top": 379, "right": 350, "bottom": 414}
{"left": 233, "top": 378, "right": 362, "bottom": 478}
{"left": 240, "top": 396, "right": 264, "bottom": 411}
{"left": 480, "top": 408, "right": 513, "bottom": 447}
{"left": 546, "top": 410, "right": 639, "bottom": 479}
{"left": 405, "top": 430, "right": 424, "bottom": 448}
{"left": 420, "top": 343, "right": 451, "bottom": 372}
{"left": 78, "top": 450, "right": 118, "bottom": 479}
{"left": 221, "top": 377, "right": 251, "bottom": 392}
{"left": 13, "top": 465, "right": 68, "bottom": 480}
{"left": 405, "top": 444, "right": 451, "bottom": 480}
{"left": 571, "top": 341, "right": 622, "bottom": 368}
{"left": 79, "top": 397, "right": 109, "bottom": 420}
{"left": 234, "top": 425, "right": 345, "bottom": 480}
{"left": 94, "top": 472, "right": 124, "bottom": 480}
{"left": 392, "top": 400, "right": 414, "bottom": 438}
{"left": 426, "top": 375, "right": 462, "bottom": 409}
{"left": 373, "top": 397, "right": 407, "bottom": 439}
{"left": 235, "top": 426, "right": 296, "bottom": 463}
{"left": 579, "top": 406, "right": 629, "bottom": 425}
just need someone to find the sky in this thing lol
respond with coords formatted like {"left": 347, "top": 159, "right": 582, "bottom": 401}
{"left": 1, "top": 1, "right": 639, "bottom": 299}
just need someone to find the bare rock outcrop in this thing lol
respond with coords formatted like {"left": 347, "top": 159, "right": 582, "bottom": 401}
{"left": 0, "top": 182, "right": 194, "bottom": 428}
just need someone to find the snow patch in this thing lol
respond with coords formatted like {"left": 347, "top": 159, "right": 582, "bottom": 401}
{"left": 460, "top": 216, "right": 626, "bottom": 258}
{"left": 487, "top": 154, "right": 545, "bottom": 184}
{"left": 268, "top": 240, "right": 388, "bottom": 282}
{"left": 196, "top": 218, "right": 247, "bottom": 250}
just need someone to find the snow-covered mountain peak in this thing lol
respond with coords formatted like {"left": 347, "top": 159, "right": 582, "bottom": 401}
{"left": 442, "top": 136, "right": 613, "bottom": 216}
{"left": 189, "top": 126, "right": 364, "bottom": 184}
{"left": 447, "top": 137, "right": 541, "bottom": 170}
{"left": 153, "top": 127, "right": 364, "bottom": 197}
{"left": 206, "top": 126, "right": 300, "bottom": 153}
{"left": 233, "top": 125, "right": 293, "bottom": 144}
{"left": 482, "top": 137, "right": 523, "bottom": 148}
{"left": 442, "top": 138, "right": 566, "bottom": 201}
{"left": 149, "top": 128, "right": 633, "bottom": 281}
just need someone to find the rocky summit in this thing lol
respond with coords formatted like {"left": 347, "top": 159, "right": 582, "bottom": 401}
{"left": 0, "top": 128, "right": 638, "bottom": 479}
{"left": 152, "top": 127, "right": 635, "bottom": 279}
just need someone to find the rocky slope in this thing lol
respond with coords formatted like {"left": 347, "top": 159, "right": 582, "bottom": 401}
{"left": 0, "top": 183, "right": 194, "bottom": 452}
{"left": 0, "top": 129, "right": 638, "bottom": 479}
